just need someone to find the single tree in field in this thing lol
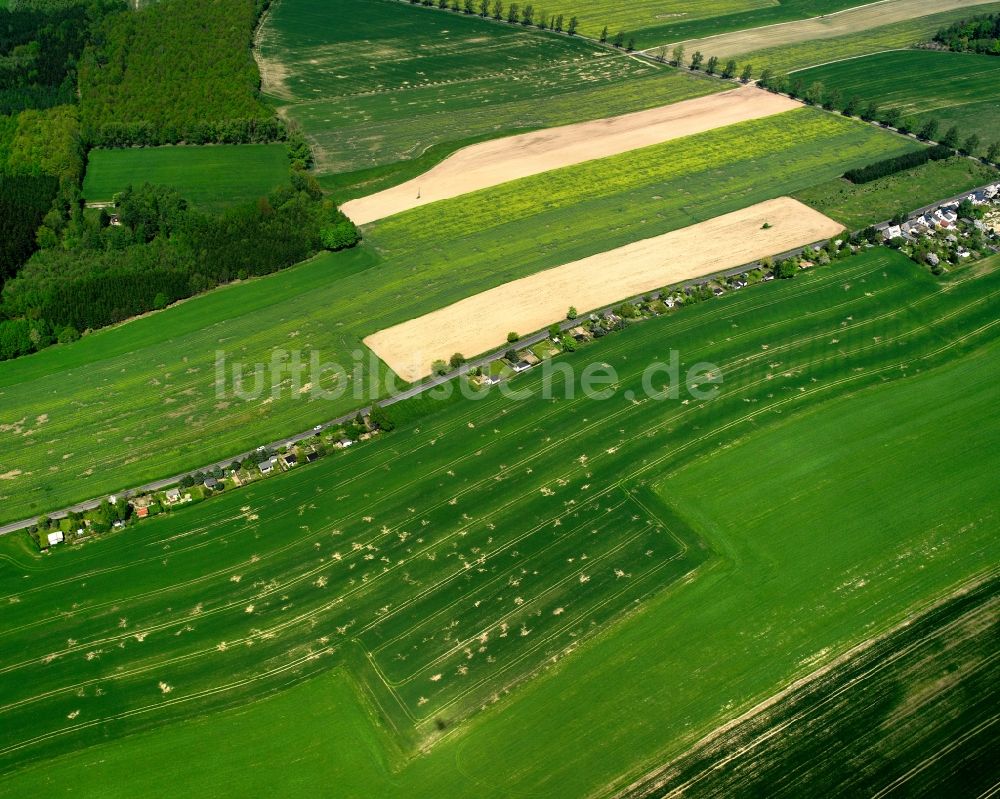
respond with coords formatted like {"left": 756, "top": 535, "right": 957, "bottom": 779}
{"left": 842, "top": 95, "right": 860, "bottom": 117}
{"left": 506, "top": 3, "right": 518, "bottom": 23}
{"left": 758, "top": 67, "right": 773, "bottom": 88}
{"left": 860, "top": 101, "right": 879, "bottom": 122}
{"left": 961, "top": 133, "right": 980, "bottom": 156}
{"left": 521, "top": 4, "right": 533, "bottom": 24}
{"left": 612, "top": 30, "right": 624, "bottom": 47}
{"left": 536, "top": 8, "right": 546, "bottom": 27}
{"left": 432, "top": 360, "right": 448, "bottom": 376}
{"left": 567, "top": 306, "right": 578, "bottom": 319}
{"left": 941, "top": 125, "right": 960, "bottom": 148}
{"left": 463, "top": 0, "right": 474, "bottom": 13}
{"left": 547, "top": 323, "right": 561, "bottom": 339}
{"left": 479, "top": 0, "right": 488, "bottom": 15}
{"left": 805, "top": 80, "right": 824, "bottom": 105}
{"left": 722, "top": 59, "right": 737, "bottom": 78}
{"left": 567, "top": 16, "right": 578, "bottom": 35}
{"left": 880, "top": 107, "right": 901, "bottom": 128}
{"left": 438, "top": 0, "right": 448, "bottom": 9}
{"left": 507, "top": 331, "right": 519, "bottom": 343}
{"left": 554, "top": 13, "right": 563, "bottom": 31}
{"left": 626, "top": 36, "right": 635, "bottom": 51}
{"left": 740, "top": 63, "right": 752, "bottom": 82}
{"left": 918, "top": 118, "right": 940, "bottom": 141}
{"left": 599, "top": 25, "right": 608, "bottom": 42}
{"left": 822, "top": 88, "right": 841, "bottom": 111}
{"left": 492, "top": 0, "right": 502, "bottom": 18}
{"left": 788, "top": 77, "right": 804, "bottom": 98}
{"left": 987, "top": 141, "right": 1000, "bottom": 164}
{"left": 705, "top": 55, "right": 719, "bottom": 74}
{"left": 655, "top": 46, "right": 667, "bottom": 62}
{"left": 449, "top": 352, "right": 466, "bottom": 368}
{"left": 671, "top": 44, "right": 684, "bottom": 67}
{"left": 690, "top": 50, "right": 703, "bottom": 70}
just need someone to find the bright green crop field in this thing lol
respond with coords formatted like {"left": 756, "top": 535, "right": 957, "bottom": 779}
{"left": 556, "top": 0, "right": 870, "bottom": 48}
{"left": 256, "top": 0, "right": 720, "bottom": 179}
{"left": 730, "top": 2, "right": 1000, "bottom": 74}
{"left": 82, "top": 144, "right": 291, "bottom": 211}
{"left": 794, "top": 156, "right": 1000, "bottom": 230}
{"left": 795, "top": 50, "right": 1000, "bottom": 152}
{"left": 0, "top": 249, "right": 997, "bottom": 794}
{"left": 0, "top": 109, "right": 921, "bottom": 523}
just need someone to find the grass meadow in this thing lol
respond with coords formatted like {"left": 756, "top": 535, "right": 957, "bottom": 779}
{"left": 795, "top": 156, "right": 1000, "bottom": 230}
{"left": 728, "top": 2, "right": 1000, "bottom": 74}
{"left": 82, "top": 144, "right": 291, "bottom": 211}
{"left": 0, "top": 249, "right": 997, "bottom": 794}
{"left": 0, "top": 109, "right": 920, "bottom": 523}
{"left": 795, "top": 50, "right": 1000, "bottom": 151}
{"left": 256, "top": 0, "right": 720, "bottom": 178}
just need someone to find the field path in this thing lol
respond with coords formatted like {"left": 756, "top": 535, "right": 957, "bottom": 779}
{"left": 657, "top": 0, "right": 999, "bottom": 58}
{"left": 364, "top": 197, "right": 843, "bottom": 381}
{"left": 340, "top": 87, "right": 799, "bottom": 224}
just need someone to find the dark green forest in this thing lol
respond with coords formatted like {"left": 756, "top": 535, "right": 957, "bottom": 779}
{"left": 0, "top": 0, "right": 123, "bottom": 115}
{"left": 0, "top": 178, "right": 359, "bottom": 359}
{"left": 934, "top": 13, "right": 1000, "bottom": 55}
{"left": 78, "top": 0, "right": 280, "bottom": 146}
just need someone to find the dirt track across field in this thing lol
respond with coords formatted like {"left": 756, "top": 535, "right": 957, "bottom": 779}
{"left": 658, "top": 0, "right": 998, "bottom": 59}
{"left": 340, "top": 87, "right": 799, "bottom": 225}
{"left": 364, "top": 198, "right": 844, "bottom": 382}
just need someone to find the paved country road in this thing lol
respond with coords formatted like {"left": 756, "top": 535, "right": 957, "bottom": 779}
{"left": 1, "top": 182, "right": 995, "bottom": 537}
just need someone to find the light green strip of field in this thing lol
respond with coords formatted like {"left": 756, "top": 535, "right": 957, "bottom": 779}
{"left": 0, "top": 249, "right": 996, "bottom": 795}
{"left": 0, "top": 109, "right": 920, "bottom": 524}
{"left": 795, "top": 156, "right": 999, "bottom": 231}
{"left": 82, "top": 144, "right": 290, "bottom": 211}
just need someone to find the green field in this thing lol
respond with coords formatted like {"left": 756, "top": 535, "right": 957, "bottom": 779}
{"left": 0, "top": 249, "right": 997, "bottom": 794}
{"left": 0, "top": 109, "right": 921, "bottom": 523}
{"left": 731, "top": 3, "right": 1000, "bottom": 74}
{"left": 82, "top": 144, "right": 291, "bottom": 210}
{"left": 257, "top": 0, "right": 720, "bottom": 179}
{"left": 556, "top": 0, "right": 871, "bottom": 47}
{"left": 795, "top": 156, "right": 1000, "bottom": 230}
{"left": 796, "top": 50, "right": 1000, "bottom": 152}
{"left": 621, "top": 577, "right": 1000, "bottom": 797}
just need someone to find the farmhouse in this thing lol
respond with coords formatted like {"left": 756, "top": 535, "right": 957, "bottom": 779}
{"left": 47, "top": 531, "right": 64, "bottom": 547}
{"left": 165, "top": 488, "right": 181, "bottom": 503}
{"left": 338, "top": 438, "right": 354, "bottom": 449}
{"left": 203, "top": 477, "right": 220, "bottom": 490}
{"left": 258, "top": 458, "right": 276, "bottom": 475}
{"left": 280, "top": 452, "right": 298, "bottom": 468}
{"left": 131, "top": 495, "right": 155, "bottom": 518}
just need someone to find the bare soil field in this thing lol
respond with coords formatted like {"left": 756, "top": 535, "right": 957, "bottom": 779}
{"left": 364, "top": 197, "right": 843, "bottom": 381}
{"left": 341, "top": 87, "right": 799, "bottom": 225}
{"left": 660, "top": 0, "right": 998, "bottom": 59}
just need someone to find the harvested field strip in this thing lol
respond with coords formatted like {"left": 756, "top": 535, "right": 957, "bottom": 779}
{"left": 0, "top": 251, "right": 998, "bottom": 794}
{"left": 661, "top": 0, "right": 998, "bottom": 59}
{"left": 341, "top": 87, "right": 800, "bottom": 224}
{"left": 364, "top": 197, "right": 844, "bottom": 381}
